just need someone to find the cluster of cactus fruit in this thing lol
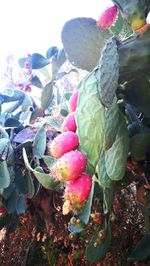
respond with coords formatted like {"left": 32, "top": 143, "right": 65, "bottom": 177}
{"left": 0, "top": 0, "right": 150, "bottom": 264}
{"left": 59, "top": 0, "right": 150, "bottom": 262}
{"left": 49, "top": 91, "right": 92, "bottom": 215}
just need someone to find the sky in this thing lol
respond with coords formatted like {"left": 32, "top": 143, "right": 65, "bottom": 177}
{"left": 0, "top": 0, "right": 112, "bottom": 59}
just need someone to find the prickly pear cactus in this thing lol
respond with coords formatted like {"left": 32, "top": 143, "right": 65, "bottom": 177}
{"left": 97, "top": 102, "right": 128, "bottom": 186}
{"left": 76, "top": 68, "right": 105, "bottom": 175}
{"left": 103, "top": 99, "right": 120, "bottom": 150}
{"left": 105, "top": 112, "right": 129, "bottom": 181}
{"left": 98, "top": 37, "right": 119, "bottom": 107}
{"left": 97, "top": 150, "right": 113, "bottom": 188}
{"left": 61, "top": 17, "right": 111, "bottom": 72}
{"left": 112, "top": 0, "right": 147, "bottom": 32}
{"left": 76, "top": 37, "right": 128, "bottom": 181}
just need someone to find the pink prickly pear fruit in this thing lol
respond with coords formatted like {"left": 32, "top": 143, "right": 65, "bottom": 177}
{"left": 97, "top": 5, "right": 118, "bottom": 30}
{"left": 63, "top": 173, "right": 92, "bottom": 215}
{"left": 68, "top": 90, "right": 79, "bottom": 113}
{"left": 51, "top": 150, "right": 87, "bottom": 182}
{"left": 50, "top": 131, "right": 79, "bottom": 158}
{"left": 61, "top": 112, "right": 77, "bottom": 132}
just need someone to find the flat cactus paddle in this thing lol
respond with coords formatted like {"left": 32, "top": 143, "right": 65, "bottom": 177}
{"left": 61, "top": 17, "right": 111, "bottom": 72}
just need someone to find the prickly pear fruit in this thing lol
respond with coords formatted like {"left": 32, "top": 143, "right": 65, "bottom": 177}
{"left": 135, "top": 23, "right": 149, "bottom": 33}
{"left": 112, "top": 0, "right": 146, "bottom": 32}
{"left": 50, "top": 131, "right": 79, "bottom": 158}
{"left": 51, "top": 150, "right": 87, "bottom": 182}
{"left": 90, "top": 212, "right": 104, "bottom": 225}
{"left": 63, "top": 173, "right": 92, "bottom": 214}
{"left": 131, "top": 19, "right": 147, "bottom": 32}
{"left": 61, "top": 112, "right": 76, "bottom": 132}
{"left": 0, "top": 207, "right": 7, "bottom": 217}
{"left": 68, "top": 90, "right": 79, "bottom": 113}
{"left": 97, "top": 5, "right": 118, "bottom": 30}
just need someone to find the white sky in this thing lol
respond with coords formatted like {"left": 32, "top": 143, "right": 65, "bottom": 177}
{"left": 0, "top": 0, "right": 112, "bottom": 59}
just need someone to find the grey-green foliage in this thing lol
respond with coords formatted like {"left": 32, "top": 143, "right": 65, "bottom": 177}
{"left": 86, "top": 219, "right": 111, "bottom": 262}
{"left": 61, "top": 17, "right": 111, "bottom": 72}
{"left": 105, "top": 112, "right": 129, "bottom": 181}
{"left": 25, "top": 171, "right": 35, "bottom": 199}
{"left": 55, "top": 48, "right": 66, "bottom": 70}
{"left": 74, "top": 19, "right": 128, "bottom": 188}
{"left": 103, "top": 187, "right": 115, "bottom": 214}
{"left": 33, "top": 167, "right": 59, "bottom": 190}
{"left": 97, "top": 150, "right": 113, "bottom": 188}
{"left": 21, "top": 94, "right": 33, "bottom": 112}
{"left": 98, "top": 102, "right": 128, "bottom": 185}
{"left": 0, "top": 161, "right": 10, "bottom": 188}
{"left": 98, "top": 37, "right": 119, "bottom": 107}
{"left": 41, "top": 81, "right": 54, "bottom": 110}
{"left": 103, "top": 99, "right": 120, "bottom": 150}
{"left": 76, "top": 68, "right": 105, "bottom": 175}
{"left": 96, "top": 37, "right": 128, "bottom": 182}
{"left": 32, "top": 125, "right": 47, "bottom": 159}
{"left": 23, "top": 148, "right": 59, "bottom": 190}
{"left": 0, "top": 138, "right": 10, "bottom": 161}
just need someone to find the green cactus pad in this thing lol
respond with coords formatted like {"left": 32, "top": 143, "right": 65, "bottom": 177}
{"left": 97, "top": 150, "right": 113, "bottom": 188}
{"left": 0, "top": 161, "right": 10, "bottom": 189}
{"left": 98, "top": 37, "right": 119, "bottom": 107}
{"left": 61, "top": 17, "right": 111, "bottom": 72}
{"left": 76, "top": 68, "right": 105, "bottom": 175}
{"left": 104, "top": 99, "right": 120, "bottom": 150}
{"left": 105, "top": 112, "right": 129, "bottom": 181}
{"left": 86, "top": 219, "right": 111, "bottom": 262}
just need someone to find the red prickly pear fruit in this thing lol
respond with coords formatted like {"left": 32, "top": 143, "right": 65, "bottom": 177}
{"left": 97, "top": 6, "right": 118, "bottom": 30}
{"left": 50, "top": 131, "right": 79, "bottom": 158}
{"left": 0, "top": 207, "right": 7, "bottom": 217}
{"left": 68, "top": 90, "right": 79, "bottom": 113}
{"left": 63, "top": 173, "right": 92, "bottom": 215}
{"left": 51, "top": 150, "right": 87, "bottom": 182}
{"left": 90, "top": 213, "right": 104, "bottom": 225}
{"left": 61, "top": 112, "right": 77, "bottom": 132}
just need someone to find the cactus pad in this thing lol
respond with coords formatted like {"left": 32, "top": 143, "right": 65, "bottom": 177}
{"left": 76, "top": 68, "right": 105, "bottom": 174}
{"left": 61, "top": 17, "right": 111, "bottom": 72}
{"left": 104, "top": 99, "right": 120, "bottom": 150}
{"left": 97, "top": 150, "right": 113, "bottom": 188}
{"left": 98, "top": 37, "right": 119, "bottom": 107}
{"left": 105, "top": 112, "right": 129, "bottom": 181}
